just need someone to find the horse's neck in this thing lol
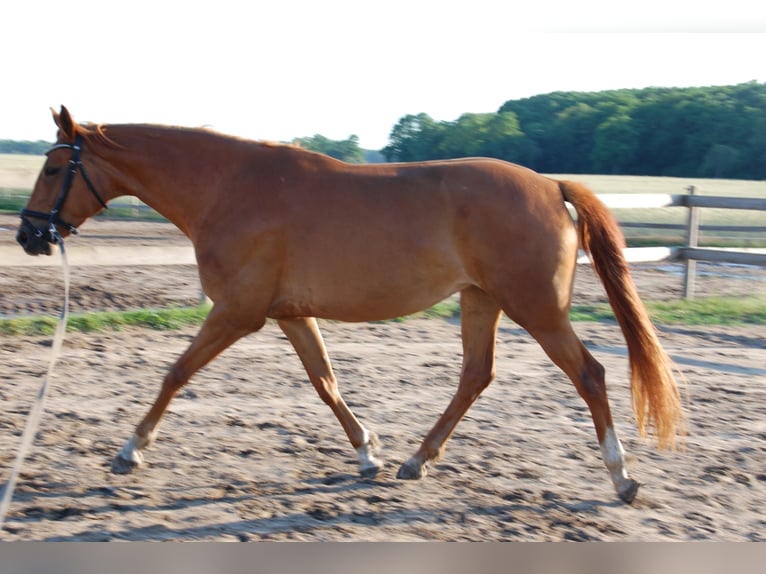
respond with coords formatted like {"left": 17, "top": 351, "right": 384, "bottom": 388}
{"left": 103, "top": 129, "right": 222, "bottom": 238}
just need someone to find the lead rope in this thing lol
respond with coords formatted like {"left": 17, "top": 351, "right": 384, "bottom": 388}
{"left": 0, "top": 226, "right": 70, "bottom": 532}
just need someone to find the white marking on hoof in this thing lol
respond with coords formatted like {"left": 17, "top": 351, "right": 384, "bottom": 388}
{"left": 600, "top": 427, "right": 637, "bottom": 502}
{"left": 356, "top": 429, "right": 383, "bottom": 478}
{"left": 112, "top": 432, "right": 154, "bottom": 474}
{"left": 117, "top": 434, "right": 144, "bottom": 463}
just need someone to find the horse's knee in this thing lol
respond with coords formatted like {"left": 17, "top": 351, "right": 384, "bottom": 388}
{"left": 458, "top": 364, "right": 495, "bottom": 400}
{"left": 162, "top": 364, "right": 190, "bottom": 394}
{"left": 313, "top": 375, "right": 340, "bottom": 405}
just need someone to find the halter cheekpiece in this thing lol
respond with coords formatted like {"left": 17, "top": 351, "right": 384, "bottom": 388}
{"left": 20, "top": 134, "right": 108, "bottom": 244}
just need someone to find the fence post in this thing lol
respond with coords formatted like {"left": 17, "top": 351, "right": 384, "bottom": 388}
{"left": 683, "top": 185, "right": 700, "bottom": 299}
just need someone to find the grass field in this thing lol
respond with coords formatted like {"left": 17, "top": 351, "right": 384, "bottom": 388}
{"left": 1, "top": 295, "right": 764, "bottom": 336}
{"left": 0, "top": 153, "right": 45, "bottom": 171}
{"left": 0, "top": 153, "right": 44, "bottom": 189}
{"left": 2, "top": 155, "right": 764, "bottom": 247}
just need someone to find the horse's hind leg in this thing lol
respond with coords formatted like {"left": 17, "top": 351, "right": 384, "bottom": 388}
{"left": 278, "top": 317, "right": 383, "bottom": 478}
{"left": 111, "top": 305, "right": 253, "bottom": 473}
{"left": 527, "top": 320, "right": 639, "bottom": 503}
{"left": 398, "top": 286, "right": 502, "bottom": 480}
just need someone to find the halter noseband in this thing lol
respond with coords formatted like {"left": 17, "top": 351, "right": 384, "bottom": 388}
{"left": 20, "top": 134, "right": 108, "bottom": 243}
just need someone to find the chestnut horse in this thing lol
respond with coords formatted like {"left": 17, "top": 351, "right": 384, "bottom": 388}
{"left": 17, "top": 107, "right": 683, "bottom": 503}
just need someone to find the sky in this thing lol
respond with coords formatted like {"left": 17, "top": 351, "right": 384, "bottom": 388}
{"left": 2, "top": 1, "right": 765, "bottom": 150}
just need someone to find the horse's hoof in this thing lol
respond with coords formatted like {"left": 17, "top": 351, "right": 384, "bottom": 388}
{"left": 360, "top": 462, "right": 382, "bottom": 479}
{"left": 356, "top": 432, "right": 383, "bottom": 479}
{"left": 618, "top": 479, "right": 640, "bottom": 504}
{"left": 111, "top": 455, "right": 140, "bottom": 475}
{"left": 396, "top": 459, "right": 426, "bottom": 480}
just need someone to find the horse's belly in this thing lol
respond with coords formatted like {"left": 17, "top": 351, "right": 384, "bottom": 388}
{"left": 268, "top": 275, "right": 468, "bottom": 322}
{"left": 272, "top": 220, "right": 471, "bottom": 321}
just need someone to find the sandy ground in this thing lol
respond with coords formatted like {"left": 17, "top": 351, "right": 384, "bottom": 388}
{"left": 1, "top": 215, "right": 765, "bottom": 541}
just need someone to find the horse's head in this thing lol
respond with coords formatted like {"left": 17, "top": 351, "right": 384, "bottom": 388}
{"left": 17, "top": 106, "right": 109, "bottom": 255}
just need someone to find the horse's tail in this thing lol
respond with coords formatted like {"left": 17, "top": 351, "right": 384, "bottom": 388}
{"left": 559, "top": 180, "right": 684, "bottom": 449}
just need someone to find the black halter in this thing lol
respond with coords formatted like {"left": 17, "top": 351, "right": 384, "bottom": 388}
{"left": 20, "top": 134, "right": 108, "bottom": 243}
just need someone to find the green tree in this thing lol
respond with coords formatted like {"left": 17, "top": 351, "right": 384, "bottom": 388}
{"left": 592, "top": 114, "right": 638, "bottom": 174}
{"left": 291, "top": 134, "right": 365, "bottom": 163}
{"left": 745, "top": 116, "right": 766, "bottom": 179}
{"left": 547, "top": 102, "right": 603, "bottom": 172}
{"left": 700, "top": 144, "right": 742, "bottom": 178}
{"left": 438, "top": 113, "right": 493, "bottom": 158}
{"left": 384, "top": 82, "right": 766, "bottom": 178}
{"left": 383, "top": 113, "right": 446, "bottom": 162}
{"left": 480, "top": 112, "right": 540, "bottom": 165}
{"left": 0, "top": 140, "right": 51, "bottom": 154}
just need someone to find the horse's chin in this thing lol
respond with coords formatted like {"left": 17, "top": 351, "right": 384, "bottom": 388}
{"left": 16, "top": 227, "right": 53, "bottom": 256}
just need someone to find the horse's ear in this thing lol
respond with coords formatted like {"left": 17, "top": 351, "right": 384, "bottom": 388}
{"left": 52, "top": 105, "right": 75, "bottom": 138}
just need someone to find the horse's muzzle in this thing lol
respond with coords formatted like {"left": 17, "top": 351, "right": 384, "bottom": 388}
{"left": 16, "top": 219, "right": 53, "bottom": 256}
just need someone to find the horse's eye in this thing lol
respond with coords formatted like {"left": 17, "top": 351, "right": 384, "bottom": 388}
{"left": 44, "top": 166, "right": 62, "bottom": 177}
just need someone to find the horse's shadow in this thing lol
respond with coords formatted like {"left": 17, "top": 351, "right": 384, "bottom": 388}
{"left": 5, "top": 471, "right": 627, "bottom": 541}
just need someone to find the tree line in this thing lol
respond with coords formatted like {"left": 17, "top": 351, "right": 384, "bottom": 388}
{"left": 0, "top": 140, "right": 51, "bottom": 155}
{"left": 383, "top": 82, "right": 766, "bottom": 180}
{"left": 4, "top": 82, "right": 764, "bottom": 178}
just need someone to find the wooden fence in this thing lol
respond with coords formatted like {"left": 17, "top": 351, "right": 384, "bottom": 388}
{"left": 588, "top": 187, "right": 766, "bottom": 298}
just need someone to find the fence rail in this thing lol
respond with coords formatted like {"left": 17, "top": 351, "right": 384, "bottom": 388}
{"left": 586, "top": 187, "right": 766, "bottom": 298}
{"left": 594, "top": 193, "right": 766, "bottom": 211}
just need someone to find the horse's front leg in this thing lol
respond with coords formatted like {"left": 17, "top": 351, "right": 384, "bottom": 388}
{"left": 278, "top": 317, "right": 383, "bottom": 478}
{"left": 111, "top": 305, "right": 253, "bottom": 473}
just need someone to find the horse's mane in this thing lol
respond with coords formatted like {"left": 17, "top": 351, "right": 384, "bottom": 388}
{"left": 76, "top": 120, "right": 318, "bottom": 159}
{"left": 75, "top": 121, "right": 121, "bottom": 149}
